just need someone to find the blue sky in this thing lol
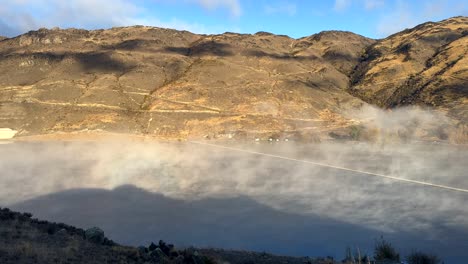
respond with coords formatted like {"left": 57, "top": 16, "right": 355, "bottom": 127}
{"left": 0, "top": 0, "right": 466, "bottom": 39}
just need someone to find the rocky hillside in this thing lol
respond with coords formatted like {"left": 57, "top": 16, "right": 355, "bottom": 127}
{"left": 349, "top": 16, "right": 467, "bottom": 121}
{"left": 0, "top": 17, "right": 466, "bottom": 140}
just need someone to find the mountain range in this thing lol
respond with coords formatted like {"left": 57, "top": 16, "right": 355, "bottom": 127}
{"left": 0, "top": 16, "right": 466, "bottom": 141}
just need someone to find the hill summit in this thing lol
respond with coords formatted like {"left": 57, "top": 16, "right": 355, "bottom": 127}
{"left": 0, "top": 17, "right": 466, "bottom": 141}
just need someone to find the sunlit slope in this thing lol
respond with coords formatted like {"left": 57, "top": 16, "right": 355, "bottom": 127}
{"left": 0, "top": 17, "right": 466, "bottom": 140}
{"left": 0, "top": 25, "right": 371, "bottom": 139}
{"left": 349, "top": 16, "right": 468, "bottom": 122}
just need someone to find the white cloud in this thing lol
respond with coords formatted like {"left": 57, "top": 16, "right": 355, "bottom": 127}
{"left": 376, "top": 1, "right": 415, "bottom": 36}
{"left": 0, "top": 0, "right": 143, "bottom": 36}
{"left": 334, "top": 0, "right": 385, "bottom": 11}
{"left": 364, "top": 0, "right": 384, "bottom": 10}
{"left": 264, "top": 2, "right": 297, "bottom": 16}
{"left": 422, "top": 0, "right": 466, "bottom": 18}
{"left": 129, "top": 16, "right": 239, "bottom": 34}
{"left": 190, "top": 0, "right": 242, "bottom": 17}
{"left": 0, "top": 0, "right": 238, "bottom": 37}
{"left": 375, "top": 0, "right": 466, "bottom": 37}
{"left": 333, "top": 0, "right": 351, "bottom": 11}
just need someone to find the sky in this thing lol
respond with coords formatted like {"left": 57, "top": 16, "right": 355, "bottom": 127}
{"left": 0, "top": 0, "right": 466, "bottom": 39}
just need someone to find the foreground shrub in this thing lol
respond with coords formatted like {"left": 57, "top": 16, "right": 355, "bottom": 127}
{"left": 407, "top": 251, "right": 441, "bottom": 264}
{"left": 374, "top": 238, "right": 400, "bottom": 262}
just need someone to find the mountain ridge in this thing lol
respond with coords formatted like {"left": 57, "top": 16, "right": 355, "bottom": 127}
{"left": 349, "top": 16, "right": 467, "bottom": 120}
{"left": 0, "top": 16, "right": 466, "bottom": 141}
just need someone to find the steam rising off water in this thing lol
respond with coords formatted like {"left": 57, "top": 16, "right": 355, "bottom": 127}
{"left": 1, "top": 140, "right": 467, "bottom": 261}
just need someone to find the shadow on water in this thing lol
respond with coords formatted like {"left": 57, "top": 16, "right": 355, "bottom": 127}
{"left": 2, "top": 141, "right": 468, "bottom": 262}
{"left": 10, "top": 185, "right": 468, "bottom": 262}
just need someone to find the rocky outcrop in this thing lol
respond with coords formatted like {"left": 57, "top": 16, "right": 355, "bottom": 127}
{"left": 349, "top": 16, "right": 467, "bottom": 122}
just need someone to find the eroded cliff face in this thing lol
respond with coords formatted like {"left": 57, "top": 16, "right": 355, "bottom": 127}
{"left": 0, "top": 17, "right": 466, "bottom": 141}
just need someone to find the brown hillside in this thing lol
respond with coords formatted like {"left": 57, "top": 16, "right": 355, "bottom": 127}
{"left": 349, "top": 16, "right": 467, "bottom": 122}
{"left": 0, "top": 26, "right": 371, "bottom": 140}
{"left": 295, "top": 30, "right": 375, "bottom": 75}
{"left": 0, "top": 17, "right": 466, "bottom": 140}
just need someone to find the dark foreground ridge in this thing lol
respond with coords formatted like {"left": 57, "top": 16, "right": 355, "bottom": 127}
{"left": 0, "top": 207, "right": 324, "bottom": 264}
{"left": 1, "top": 207, "right": 442, "bottom": 264}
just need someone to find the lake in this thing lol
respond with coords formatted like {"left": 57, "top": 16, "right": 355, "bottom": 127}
{"left": 1, "top": 140, "right": 467, "bottom": 262}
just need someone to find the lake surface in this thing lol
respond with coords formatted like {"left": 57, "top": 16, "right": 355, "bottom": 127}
{"left": 1, "top": 140, "right": 467, "bottom": 262}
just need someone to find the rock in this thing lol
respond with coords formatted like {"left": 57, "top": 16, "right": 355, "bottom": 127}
{"left": 84, "top": 227, "right": 105, "bottom": 244}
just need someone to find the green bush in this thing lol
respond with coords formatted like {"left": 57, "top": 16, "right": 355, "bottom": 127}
{"left": 349, "top": 125, "right": 364, "bottom": 140}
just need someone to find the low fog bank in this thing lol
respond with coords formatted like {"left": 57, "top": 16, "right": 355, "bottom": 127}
{"left": 1, "top": 140, "right": 467, "bottom": 233}
{"left": 341, "top": 105, "right": 467, "bottom": 144}
{"left": 1, "top": 105, "right": 467, "bottom": 261}
{"left": 1, "top": 136, "right": 467, "bottom": 261}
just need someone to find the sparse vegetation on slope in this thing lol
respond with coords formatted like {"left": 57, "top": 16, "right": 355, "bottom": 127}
{"left": 349, "top": 16, "right": 467, "bottom": 124}
{"left": 0, "top": 25, "right": 370, "bottom": 140}
{"left": 0, "top": 208, "right": 322, "bottom": 264}
{"left": 1, "top": 17, "right": 464, "bottom": 142}
{"left": 0, "top": 208, "right": 444, "bottom": 264}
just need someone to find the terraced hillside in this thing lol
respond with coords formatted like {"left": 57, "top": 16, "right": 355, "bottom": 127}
{"left": 0, "top": 16, "right": 466, "bottom": 140}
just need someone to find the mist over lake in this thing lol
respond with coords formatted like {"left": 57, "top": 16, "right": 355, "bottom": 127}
{"left": 1, "top": 140, "right": 467, "bottom": 262}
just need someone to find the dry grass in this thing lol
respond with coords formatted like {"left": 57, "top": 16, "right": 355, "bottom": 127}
{"left": 448, "top": 124, "right": 468, "bottom": 144}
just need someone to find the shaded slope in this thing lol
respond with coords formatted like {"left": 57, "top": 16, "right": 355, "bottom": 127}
{"left": 0, "top": 207, "right": 147, "bottom": 264}
{"left": 294, "top": 30, "right": 375, "bottom": 75}
{"left": 2, "top": 190, "right": 335, "bottom": 264}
